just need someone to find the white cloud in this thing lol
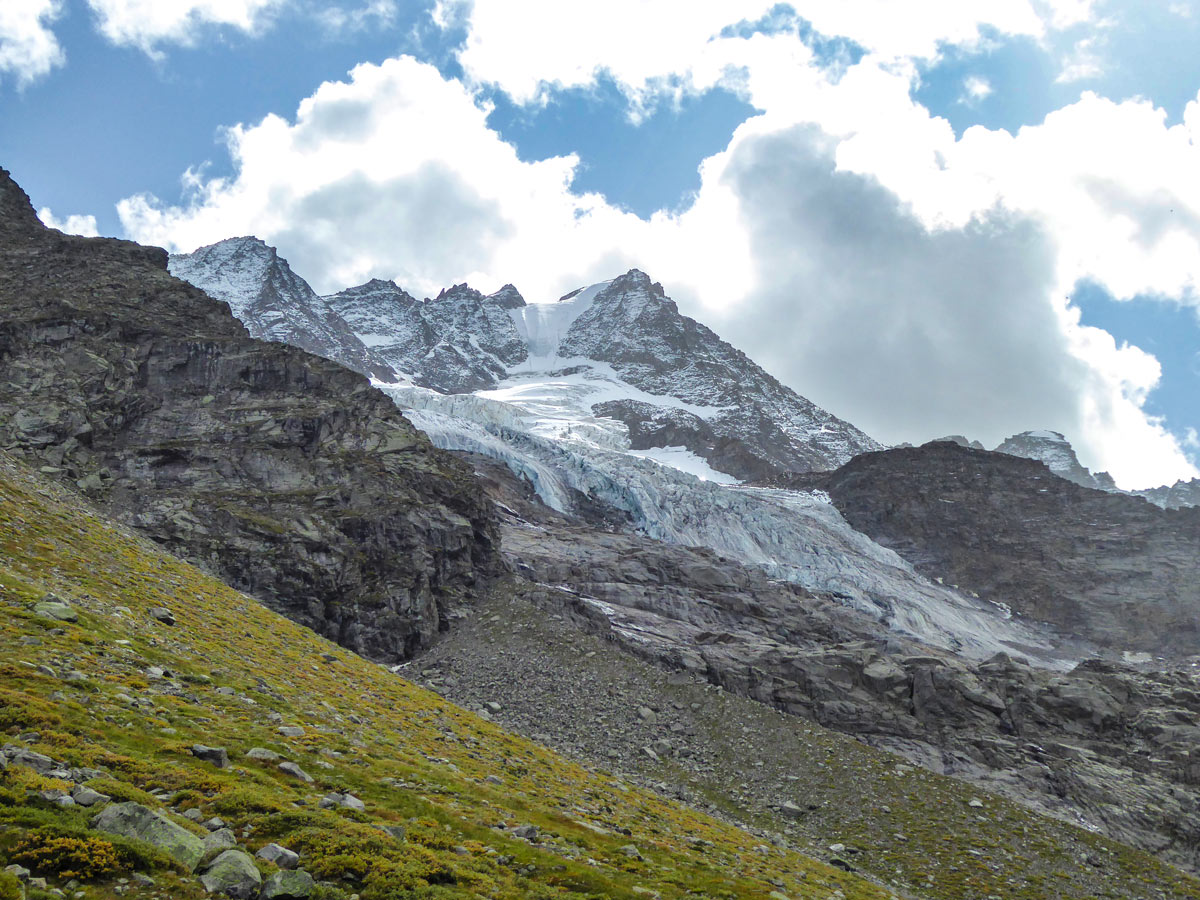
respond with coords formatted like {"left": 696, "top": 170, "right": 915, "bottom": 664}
{"left": 0, "top": 0, "right": 64, "bottom": 87}
{"left": 118, "top": 7, "right": 1200, "bottom": 488}
{"left": 84, "top": 0, "right": 284, "bottom": 54}
{"left": 37, "top": 206, "right": 100, "bottom": 237}
{"left": 449, "top": 0, "right": 1078, "bottom": 110}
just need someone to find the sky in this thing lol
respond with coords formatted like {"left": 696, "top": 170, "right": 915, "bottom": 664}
{"left": 3, "top": 1, "right": 1200, "bottom": 489}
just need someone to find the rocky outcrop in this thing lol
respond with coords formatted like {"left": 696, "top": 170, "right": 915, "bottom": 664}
{"left": 0, "top": 168, "right": 499, "bottom": 661}
{"left": 170, "top": 237, "right": 397, "bottom": 383}
{"left": 799, "top": 441, "right": 1200, "bottom": 657}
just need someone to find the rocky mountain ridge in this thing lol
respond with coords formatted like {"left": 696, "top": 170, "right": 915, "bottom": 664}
{"left": 0, "top": 168, "right": 499, "bottom": 661}
{"left": 172, "top": 237, "right": 883, "bottom": 481}
{"left": 170, "top": 237, "right": 397, "bottom": 383}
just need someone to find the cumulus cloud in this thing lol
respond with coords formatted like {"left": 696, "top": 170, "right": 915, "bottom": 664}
{"left": 84, "top": 0, "right": 285, "bottom": 54}
{"left": 37, "top": 206, "right": 100, "bottom": 237}
{"left": 116, "top": 20, "right": 1200, "bottom": 487}
{"left": 0, "top": 0, "right": 64, "bottom": 87}
{"left": 712, "top": 125, "right": 1188, "bottom": 485}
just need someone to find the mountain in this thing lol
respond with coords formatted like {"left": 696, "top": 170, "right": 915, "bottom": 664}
{"left": 993, "top": 429, "right": 1118, "bottom": 491}
{"left": 0, "top": 168, "right": 498, "bottom": 661}
{"left": 0, "top": 451, "right": 910, "bottom": 900}
{"left": 6, "top": 438, "right": 1199, "bottom": 899}
{"left": 170, "top": 237, "right": 398, "bottom": 383}
{"left": 172, "top": 241, "right": 882, "bottom": 481}
{"left": 9, "top": 168, "right": 1200, "bottom": 890}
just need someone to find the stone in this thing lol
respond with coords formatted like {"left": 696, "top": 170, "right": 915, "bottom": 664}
{"left": 204, "top": 817, "right": 227, "bottom": 831}
{"left": 636, "top": 706, "right": 657, "bottom": 724}
{"left": 968, "top": 798, "right": 984, "bottom": 808}
{"left": 92, "top": 802, "right": 204, "bottom": 871}
{"left": 200, "top": 850, "right": 261, "bottom": 899}
{"left": 34, "top": 789, "right": 74, "bottom": 808}
{"left": 276, "top": 726, "right": 305, "bottom": 738}
{"left": 484, "top": 701, "right": 502, "bottom": 713}
{"left": 69, "top": 786, "right": 110, "bottom": 807}
{"left": 8, "top": 750, "right": 54, "bottom": 774}
{"left": 618, "top": 844, "right": 643, "bottom": 860}
{"left": 318, "top": 793, "right": 364, "bottom": 811}
{"left": 191, "top": 744, "right": 230, "bottom": 768}
{"left": 32, "top": 600, "right": 77, "bottom": 623}
{"left": 778, "top": 801, "right": 804, "bottom": 819}
{"left": 278, "top": 762, "right": 313, "bottom": 783}
{"left": 256, "top": 843, "right": 299, "bottom": 870}
{"left": 4, "top": 865, "right": 30, "bottom": 881}
{"left": 512, "top": 824, "right": 539, "bottom": 841}
{"left": 246, "top": 748, "right": 280, "bottom": 762}
{"left": 259, "top": 870, "right": 315, "bottom": 900}
{"left": 203, "top": 829, "right": 239, "bottom": 855}
{"left": 149, "top": 608, "right": 175, "bottom": 626}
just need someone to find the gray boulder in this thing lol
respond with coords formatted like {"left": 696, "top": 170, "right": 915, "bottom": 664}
{"left": 200, "top": 850, "right": 261, "bottom": 899}
{"left": 32, "top": 599, "right": 77, "bottom": 622}
{"left": 256, "top": 843, "right": 299, "bottom": 869}
{"left": 92, "top": 802, "right": 204, "bottom": 871}
{"left": 277, "top": 762, "right": 313, "bottom": 783}
{"left": 8, "top": 749, "right": 54, "bottom": 774}
{"left": 70, "top": 785, "right": 110, "bottom": 807}
{"left": 191, "top": 744, "right": 230, "bottom": 768}
{"left": 259, "top": 869, "right": 314, "bottom": 900}
{"left": 245, "top": 748, "right": 280, "bottom": 762}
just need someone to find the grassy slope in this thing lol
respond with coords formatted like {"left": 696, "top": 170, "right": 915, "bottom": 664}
{"left": 0, "top": 452, "right": 892, "bottom": 900}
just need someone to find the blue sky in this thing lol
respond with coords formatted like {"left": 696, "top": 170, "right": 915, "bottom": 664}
{"left": 3, "top": 0, "right": 1200, "bottom": 488}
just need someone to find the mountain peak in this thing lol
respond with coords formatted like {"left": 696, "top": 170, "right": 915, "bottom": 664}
{"left": 486, "top": 283, "right": 526, "bottom": 309}
{"left": 994, "top": 429, "right": 1114, "bottom": 491}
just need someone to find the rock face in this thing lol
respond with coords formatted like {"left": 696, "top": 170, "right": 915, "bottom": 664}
{"left": 804, "top": 441, "right": 1200, "bottom": 656}
{"left": 323, "top": 280, "right": 529, "bottom": 392}
{"left": 993, "top": 430, "right": 1117, "bottom": 491}
{"left": 0, "top": 168, "right": 499, "bottom": 661}
{"left": 170, "top": 237, "right": 397, "bottom": 383}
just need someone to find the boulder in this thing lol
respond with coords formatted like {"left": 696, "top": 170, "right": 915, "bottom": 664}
{"left": 92, "top": 802, "right": 204, "bottom": 871}
{"left": 259, "top": 870, "right": 314, "bottom": 900}
{"left": 245, "top": 748, "right": 280, "bottom": 762}
{"left": 191, "top": 745, "right": 230, "bottom": 768}
{"left": 277, "top": 762, "right": 313, "bottom": 783}
{"left": 32, "top": 600, "right": 77, "bottom": 623}
{"left": 70, "top": 786, "right": 110, "bottom": 807}
{"left": 150, "top": 607, "right": 176, "bottom": 625}
{"left": 256, "top": 844, "right": 299, "bottom": 870}
{"left": 200, "top": 850, "right": 261, "bottom": 899}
